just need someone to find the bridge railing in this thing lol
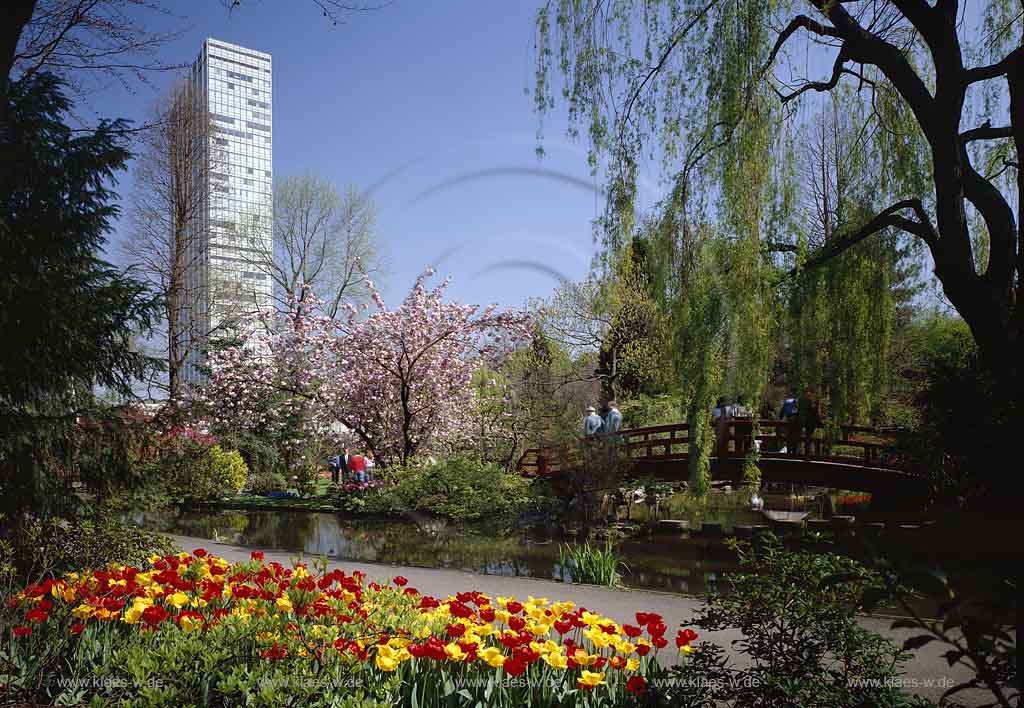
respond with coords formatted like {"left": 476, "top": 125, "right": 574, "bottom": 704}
{"left": 516, "top": 419, "right": 902, "bottom": 475}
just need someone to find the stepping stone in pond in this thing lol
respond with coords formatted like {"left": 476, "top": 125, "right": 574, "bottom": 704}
{"left": 658, "top": 519, "right": 691, "bottom": 532}
{"left": 806, "top": 519, "right": 833, "bottom": 533}
{"left": 831, "top": 515, "right": 856, "bottom": 526}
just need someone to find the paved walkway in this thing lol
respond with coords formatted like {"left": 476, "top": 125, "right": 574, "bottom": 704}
{"left": 170, "top": 534, "right": 984, "bottom": 705}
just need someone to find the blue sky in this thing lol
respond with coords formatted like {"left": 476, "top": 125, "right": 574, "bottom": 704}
{"left": 94, "top": 0, "right": 661, "bottom": 310}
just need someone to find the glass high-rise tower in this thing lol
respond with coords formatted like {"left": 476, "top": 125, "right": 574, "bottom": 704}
{"left": 184, "top": 38, "right": 273, "bottom": 385}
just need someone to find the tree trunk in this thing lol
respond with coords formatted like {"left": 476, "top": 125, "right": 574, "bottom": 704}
{"left": 0, "top": 1, "right": 36, "bottom": 113}
{"left": 597, "top": 344, "right": 616, "bottom": 408}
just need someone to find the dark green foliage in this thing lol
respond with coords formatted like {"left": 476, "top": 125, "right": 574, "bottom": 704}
{"left": 897, "top": 313, "right": 1020, "bottom": 507}
{"left": 863, "top": 562, "right": 1018, "bottom": 708}
{"left": 657, "top": 536, "right": 928, "bottom": 708}
{"left": 0, "top": 73, "right": 159, "bottom": 406}
{"left": 216, "top": 431, "right": 282, "bottom": 478}
{"left": 0, "top": 511, "right": 175, "bottom": 594}
{"left": 247, "top": 470, "right": 288, "bottom": 495}
{"left": 362, "top": 453, "right": 535, "bottom": 522}
{"left": 0, "top": 73, "right": 160, "bottom": 519}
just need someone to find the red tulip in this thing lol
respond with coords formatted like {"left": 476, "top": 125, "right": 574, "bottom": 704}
{"left": 626, "top": 676, "right": 647, "bottom": 695}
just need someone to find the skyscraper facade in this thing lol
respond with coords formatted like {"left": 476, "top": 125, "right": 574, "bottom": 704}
{"left": 184, "top": 38, "right": 273, "bottom": 385}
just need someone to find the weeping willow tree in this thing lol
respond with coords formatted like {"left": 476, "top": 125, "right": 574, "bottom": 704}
{"left": 785, "top": 89, "right": 924, "bottom": 425}
{"left": 535, "top": 0, "right": 1024, "bottom": 500}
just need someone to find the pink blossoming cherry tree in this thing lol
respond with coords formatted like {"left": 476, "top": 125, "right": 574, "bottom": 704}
{"left": 198, "top": 269, "right": 532, "bottom": 468}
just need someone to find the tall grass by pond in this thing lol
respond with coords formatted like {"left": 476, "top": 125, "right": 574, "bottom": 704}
{"left": 559, "top": 540, "right": 628, "bottom": 587}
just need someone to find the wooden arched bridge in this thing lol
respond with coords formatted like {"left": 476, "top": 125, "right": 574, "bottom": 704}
{"left": 516, "top": 419, "right": 926, "bottom": 499}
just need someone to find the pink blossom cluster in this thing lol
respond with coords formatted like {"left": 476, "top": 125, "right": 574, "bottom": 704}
{"left": 194, "top": 271, "right": 532, "bottom": 465}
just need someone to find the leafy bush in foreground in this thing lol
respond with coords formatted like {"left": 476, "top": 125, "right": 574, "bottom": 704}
{"left": 1, "top": 550, "right": 692, "bottom": 707}
{"left": 658, "top": 535, "right": 931, "bottom": 708}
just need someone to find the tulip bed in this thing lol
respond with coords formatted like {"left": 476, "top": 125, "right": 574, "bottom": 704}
{"left": 2, "top": 549, "right": 697, "bottom": 707}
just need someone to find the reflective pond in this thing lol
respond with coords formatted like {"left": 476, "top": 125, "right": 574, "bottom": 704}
{"left": 130, "top": 508, "right": 752, "bottom": 595}
{"left": 129, "top": 505, "right": 1014, "bottom": 611}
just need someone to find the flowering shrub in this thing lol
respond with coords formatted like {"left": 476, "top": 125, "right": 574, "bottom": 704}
{"left": 1, "top": 550, "right": 694, "bottom": 706}
{"left": 835, "top": 493, "right": 872, "bottom": 508}
{"left": 340, "top": 480, "right": 389, "bottom": 494}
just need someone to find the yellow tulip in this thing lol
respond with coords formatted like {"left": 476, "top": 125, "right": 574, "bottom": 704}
{"left": 577, "top": 670, "right": 605, "bottom": 687}
{"left": 543, "top": 651, "right": 568, "bottom": 670}
{"left": 72, "top": 604, "right": 94, "bottom": 620}
{"left": 528, "top": 622, "right": 550, "bottom": 637}
{"left": 167, "top": 592, "right": 189, "bottom": 609}
{"left": 580, "top": 611, "right": 602, "bottom": 627}
{"left": 444, "top": 642, "right": 467, "bottom": 662}
{"left": 478, "top": 646, "right": 506, "bottom": 668}
{"left": 528, "top": 595, "right": 549, "bottom": 606}
{"left": 626, "top": 658, "right": 640, "bottom": 671}
{"left": 573, "top": 648, "right": 598, "bottom": 667}
{"left": 375, "top": 653, "right": 398, "bottom": 672}
{"left": 615, "top": 640, "right": 636, "bottom": 655}
{"left": 180, "top": 615, "right": 203, "bottom": 632}
{"left": 275, "top": 595, "right": 293, "bottom": 613}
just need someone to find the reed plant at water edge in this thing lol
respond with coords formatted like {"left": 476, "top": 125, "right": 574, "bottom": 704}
{"left": 559, "top": 540, "right": 628, "bottom": 587}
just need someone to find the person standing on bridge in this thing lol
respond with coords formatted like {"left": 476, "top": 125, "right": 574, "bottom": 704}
{"left": 780, "top": 390, "right": 799, "bottom": 454}
{"left": 583, "top": 406, "right": 604, "bottom": 437}
{"left": 797, "top": 387, "right": 823, "bottom": 455}
{"left": 603, "top": 401, "right": 622, "bottom": 434}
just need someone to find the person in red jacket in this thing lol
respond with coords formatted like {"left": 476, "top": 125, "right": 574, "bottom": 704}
{"left": 348, "top": 452, "right": 367, "bottom": 483}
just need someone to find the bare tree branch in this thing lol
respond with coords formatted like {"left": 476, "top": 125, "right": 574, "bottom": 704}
{"left": 796, "top": 199, "right": 937, "bottom": 274}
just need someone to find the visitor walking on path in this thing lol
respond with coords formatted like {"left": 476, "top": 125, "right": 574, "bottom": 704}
{"left": 603, "top": 400, "right": 622, "bottom": 434}
{"left": 364, "top": 451, "right": 376, "bottom": 481}
{"left": 583, "top": 406, "right": 604, "bottom": 437}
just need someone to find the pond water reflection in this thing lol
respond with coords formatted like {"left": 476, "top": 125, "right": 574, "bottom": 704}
{"left": 130, "top": 509, "right": 738, "bottom": 595}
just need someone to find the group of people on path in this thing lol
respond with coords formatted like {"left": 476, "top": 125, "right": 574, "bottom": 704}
{"left": 327, "top": 447, "right": 375, "bottom": 484}
{"left": 583, "top": 401, "right": 622, "bottom": 437}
